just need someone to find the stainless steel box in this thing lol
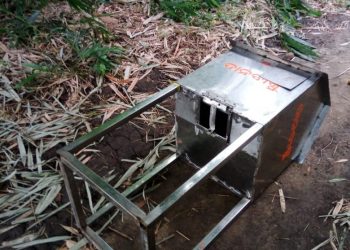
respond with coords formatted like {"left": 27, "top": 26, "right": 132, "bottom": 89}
{"left": 176, "top": 45, "right": 330, "bottom": 199}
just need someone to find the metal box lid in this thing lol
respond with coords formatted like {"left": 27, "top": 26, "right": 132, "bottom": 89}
{"left": 178, "top": 46, "right": 318, "bottom": 124}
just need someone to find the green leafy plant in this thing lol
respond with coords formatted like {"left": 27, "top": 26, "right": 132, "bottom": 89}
{"left": 67, "top": 0, "right": 95, "bottom": 12}
{"left": 268, "top": 0, "right": 321, "bottom": 59}
{"left": 15, "top": 63, "right": 61, "bottom": 89}
{"left": 281, "top": 32, "right": 317, "bottom": 60}
{"left": 0, "top": 0, "right": 95, "bottom": 46}
{"left": 79, "top": 15, "right": 112, "bottom": 41}
{"left": 156, "top": 0, "right": 221, "bottom": 25}
{"left": 0, "top": 1, "right": 44, "bottom": 45}
{"left": 271, "top": 0, "right": 321, "bottom": 28}
{"left": 0, "top": 0, "right": 120, "bottom": 77}
{"left": 79, "top": 43, "right": 123, "bottom": 76}
{"left": 60, "top": 25, "right": 120, "bottom": 77}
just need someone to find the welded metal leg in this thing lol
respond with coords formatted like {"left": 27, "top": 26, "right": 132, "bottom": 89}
{"left": 85, "top": 226, "right": 113, "bottom": 250}
{"left": 85, "top": 154, "right": 178, "bottom": 226}
{"left": 60, "top": 160, "right": 87, "bottom": 229}
{"left": 140, "top": 224, "right": 156, "bottom": 250}
{"left": 143, "top": 123, "right": 263, "bottom": 226}
{"left": 193, "top": 197, "right": 251, "bottom": 250}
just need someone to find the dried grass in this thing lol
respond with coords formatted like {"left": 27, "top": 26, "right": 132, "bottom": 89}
{"left": 314, "top": 199, "right": 350, "bottom": 250}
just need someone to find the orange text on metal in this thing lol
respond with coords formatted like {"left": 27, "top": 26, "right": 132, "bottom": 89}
{"left": 280, "top": 103, "right": 305, "bottom": 161}
{"left": 224, "top": 63, "right": 279, "bottom": 91}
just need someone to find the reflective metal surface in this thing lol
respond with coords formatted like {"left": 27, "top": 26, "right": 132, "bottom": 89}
{"left": 253, "top": 81, "right": 329, "bottom": 196}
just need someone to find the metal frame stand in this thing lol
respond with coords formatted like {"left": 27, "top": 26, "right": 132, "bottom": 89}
{"left": 57, "top": 84, "right": 263, "bottom": 250}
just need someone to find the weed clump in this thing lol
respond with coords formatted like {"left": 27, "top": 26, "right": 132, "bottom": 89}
{"left": 0, "top": 0, "right": 123, "bottom": 88}
{"left": 269, "top": 0, "right": 321, "bottom": 60}
{"left": 156, "top": 0, "right": 222, "bottom": 26}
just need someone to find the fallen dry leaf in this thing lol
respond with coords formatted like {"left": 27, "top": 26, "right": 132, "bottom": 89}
{"left": 332, "top": 198, "right": 344, "bottom": 217}
{"left": 335, "top": 159, "right": 348, "bottom": 163}
{"left": 279, "top": 188, "right": 286, "bottom": 213}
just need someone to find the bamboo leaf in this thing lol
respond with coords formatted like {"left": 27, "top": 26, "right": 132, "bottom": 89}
{"left": 61, "top": 224, "right": 80, "bottom": 235}
{"left": 114, "top": 161, "right": 141, "bottom": 188}
{"left": 281, "top": 32, "right": 318, "bottom": 60}
{"left": 0, "top": 208, "right": 30, "bottom": 220}
{"left": 27, "top": 145, "right": 34, "bottom": 170}
{"left": 16, "top": 135, "right": 26, "bottom": 165}
{"left": 279, "top": 188, "right": 286, "bottom": 213}
{"left": 1, "top": 232, "right": 41, "bottom": 248}
{"left": 35, "top": 184, "right": 62, "bottom": 215}
{"left": 0, "top": 170, "right": 17, "bottom": 183}
{"left": 35, "top": 148, "right": 42, "bottom": 173}
{"left": 85, "top": 181, "right": 95, "bottom": 214}
{"left": 144, "top": 154, "right": 157, "bottom": 171}
{"left": 335, "top": 159, "right": 348, "bottom": 163}
{"left": 12, "top": 236, "right": 71, "bottom": 249}
{"left": 329, "top": 178, "right": 348, "bottom": 183}
{"left": 0, "top": 225, "right": 18, "bottom": 236}
{"left": 28, "top": 202, "right": 70, "bottom": 229}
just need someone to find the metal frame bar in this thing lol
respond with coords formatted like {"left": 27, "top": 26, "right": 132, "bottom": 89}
{"left": 193, "top": 197, "right": 250, "bottom": 250}
{"left": 85, "top": 226, "right": 114, "bottom": 250}
{"left": 140, "top": 224, "right": 156, "bottom": 250}
{"left": 142, "top": 123, "right": 262, "bottom": 227}
{"left": 123, "top": 154, "right": 178, "bottom": 197}
{"left": 58, "top": 84, "right": 181, "bottom": 249}
{"left": 60, "top": 151, "right": 146, "bottom": 220}
{"left": 58, "top": 82, "right": 263, "bottom": 250}
{"left": 60, "top": 162, "right": 87, "bottom": 229}
{"left": 61, "top": 153, "right": 178, "bottom": 224}
{"left": 137, "top": 123, "right": 262, "bottom": 250}
{"left": 86, "top": 154, "right": 178, "bottom": 225}
{"left": 61, "top": 84, "right": 180, "bottom": 153}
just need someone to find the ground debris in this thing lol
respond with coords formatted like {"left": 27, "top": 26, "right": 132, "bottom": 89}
{"left": 279, "top": 188, "right": 286, "bottom": 213}
{"left": 315, "top": 199, "right": 350, "bottom": 249}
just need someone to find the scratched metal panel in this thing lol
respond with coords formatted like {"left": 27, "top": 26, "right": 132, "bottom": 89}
{"left": 178, "top": 51, "right": 315, "bottom": 125}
